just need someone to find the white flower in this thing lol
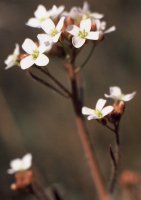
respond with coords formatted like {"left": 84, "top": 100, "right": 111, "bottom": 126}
{"left": 81, "top": 2, "right": 104, "bottom": 20}
{"left": 4, "top": 44, "right": 20, "bottom": 69}
{"left": 95, "top": 19, "right": 116, "bottom": 35}
{"left": 105, "top": 86, "right": 136, "bottom": 102}
{"left": 82, "top": 98, "right": 113, "bottom": 120}
{"left": 38, "top": 17, "right": 65, "bottom": 43}
{"left": 63, "top": 2, "right": 103, "bottom": 21}
{"left": 20, "top": 38, "right": 49, "bottom": 70}
{"left": 49, "top": 5, "right": 65, "bottom": 19}
{"left": 67, "top": 18, "right": 100, "bottom": 48}
{"left": 7, "top": 154, "right": 32, "bottom": 174}
{"left": 26, "top": 5, "right": 64, "bottom": 28}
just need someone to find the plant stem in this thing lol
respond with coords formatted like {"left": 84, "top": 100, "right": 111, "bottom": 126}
{"left": 109, "top": 123, "right": 120, "bottom": 193}
{"left": 65, "top": 62, "right": 110, "bottom": 200}
{"left": 75, "top": 44, "right": 95, "bottom": 73}
{"left": 29, "top": 183, "right": 49, "bottom": 200}
{"left": 35, "top": 66, "right": 72, "bottom": 97}
{"left": 28, "top": 71, "right": 69, "bottom": 99}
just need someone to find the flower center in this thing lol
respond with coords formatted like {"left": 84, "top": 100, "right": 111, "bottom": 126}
{"left": 39, "top": 17, "right": 47, "bottom": 23}
{"left": 95, "top": 110, "right": 103, "bottom": 118}
{"left": 50, "top": 29, "right": 58, "bottom": 37}
{"left": 78, "top": 30, "right": 88, "bottom": 39}
{"left": 32, "top": 49, "right": 39, "bottom": 60}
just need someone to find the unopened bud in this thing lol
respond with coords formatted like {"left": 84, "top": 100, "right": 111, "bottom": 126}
{"left": 11, "top": 170, "right": 33, "bottom": 191}
{"left": 114, "top": 101, "right": 125, "bottom": 115}
{"left": 119, "top": 170, "right": 140, "bottom": 188}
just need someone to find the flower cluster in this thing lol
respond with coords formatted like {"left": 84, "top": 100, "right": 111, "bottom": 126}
{"left": 4, "top": 2, "right": 115, "bottom": 70}
{"left": 82, "top": 86, "right": 136, "bottom": 120}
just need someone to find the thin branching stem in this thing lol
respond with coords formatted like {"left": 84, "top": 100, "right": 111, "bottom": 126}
{"left": 35, "top": 66, "right": 72, "bottom": 97}
{"left": 28, "top": 71, "right": 69, "bottom": 99}
{"left": 75, "top": 43, "right": 95, "bottom": 73}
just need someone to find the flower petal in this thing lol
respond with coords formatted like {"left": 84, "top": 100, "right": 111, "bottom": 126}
{"left": 122, "top": 91, "right": 136, "bottom": 101}
{"left": 20, "top": 55, "right": 34, "bottom": 69}
{"left": 50, "top": 5, "right": 65, "bottom": 18}
{"left": 87, "top": 31, "right": 100, "bottom": 40}
{"left": 14, "top": 44, "right": 20, "bottom": 55}
{"left": 35, "top": 54, "right": 49, "bottom": 66}
{"left": 72, "top": 36, "right": 86, "bottom": 48}
{"left": 91, "top": 13, "right": 104, "bottom": 19}
{"left": 82, "top": 106, "right": 94, "bottom": 116}
{"left": 96, "top": 99, "right": 106, "bottom": 110}
{"left": 102, "top": 106, "right": 113, "bottom": 117}
{"left": 82, "top": 2, "right": 90, "bottom": 12}
{"left": 10, "top": 159, "right": 22, "bottom": 171}
{"left": 87, "top": 115, "right": 98, "bottom": 120}
{"left": 67, "top": 25, "right": 79, "bottom": 36}
{"left": 26, "top": 18, "right": 40, "bottom": 28}
{"left": 52, "top": 32, "right": 61, "bottom": 43}
{"left": 22, "top": 154, "right": 32, "bottom": 170}
{"left": 41, "top": 18, "right": 55, "bottom": 34}
{"left": 56, "top": 16, "right": 65, "bottom": 31}
{"left": 7, "top": 169, "right": 15, "bottom": 174}
{"left": 34, "top": 5, "right": 48, "bottom": 18}
{"left": 80, "top": 18, "right": 91, "bottom": 32}
{"left": 22, "top": 38, "right": 37, "bottom": 54}
{"left": 105, "top": 26, "right": 116, "bottom": 34}
{"left": 110, "top": 86, "right": 122, "bottom": 97}
{"left": 37, "top": 34, "right": 50, "bottom": 45}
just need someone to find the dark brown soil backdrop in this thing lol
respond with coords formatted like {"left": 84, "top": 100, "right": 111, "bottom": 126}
{"left": 0, "top": 0, "right": 141, "bottom": 199}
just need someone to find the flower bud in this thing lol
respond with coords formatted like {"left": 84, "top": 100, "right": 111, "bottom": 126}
{"left": 11, "top": 170, "right": 33, "bottom": 191}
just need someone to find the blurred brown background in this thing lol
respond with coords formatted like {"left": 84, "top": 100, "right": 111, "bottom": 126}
{"left": 0, "top": 0, "right": 141, "bottom": 199}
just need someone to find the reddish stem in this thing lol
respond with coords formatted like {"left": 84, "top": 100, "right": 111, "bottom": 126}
{"left": 66, "top": 62, "right": 110, "bottom": 200}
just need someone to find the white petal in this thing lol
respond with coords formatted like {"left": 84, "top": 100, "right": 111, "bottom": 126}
{"left": 26, "top": 18, "right": 40, "bottom": 28}
{"left": 67, "top": 25, "right": 79, "bottom": 36}
{"left": 34, "top": 5, "right": 48, "bottom": 19}
{"left": 20, "top": 55, "right": 34, "bottom": 69}
{"left": 37, "top": 34, "right": 50, "bottom": 44}
{"left": 122, "top": 91, "right": 136, "bottom": 101}
{"left": 14, "top": 44, "right": 20, "bottom": 55}
{"left": 22, "top": 153, "right": 32, "bottom": 169}
{"left": 80, "top": 18, "right": 91, "bottom": 32}
{"left": 91, "top": 13, "right": 104, "bottom": 19}
{"left": 87, "top": 115, "right": 98, "bottom": 120}
{"left": 56, "top": 17, "right": 65, "bottom": 31}
{"left": 7, "top": 169, "right": 15, "bottom": 174}
{"left": 35, "top": 54, "right": 49, "bottom": 66}
{"left": 82, "top": 106, "right": 94, "bottom": 116}
{"left": 10, "top": 159, "right": 22, "bottom": 171}
{"left": 110, "top": 86, "right": 122, "bottom": 97}
{"left": 38, "top": 44, "right": 49, "bottom": 54}
{"left": 41, "top": 18, "right": 55, "bottom": 34}
{"left": 105, "top": 26, "right": 116, "bottom": 34}
{"left": 22, "top": 38, "right": 37, "bottom": 54}
{"left": 4, "top": 55, "right": 15, "bottom": 69}
{"left": 52, "top": 33, "right": 61, "bottom": 43}
{"left": 104, "top": 94, "right": 112, "bottom": 99}
{"left": 83, "top": 2, "right": 90, "bottom": 12}
{"left": 72, "top": 36, "right": 86, "bottom": 48}
{"left": 102, "top": 106, "right": 113, "bottom": 117}
{"left": 96, "top": 99, "right": 106, "bottom": 110}
{"left": 50, "top": 5, "right": 65, "bottom": 18}
{"left": 87, "top": 31, "right": 100, "bottom": 40}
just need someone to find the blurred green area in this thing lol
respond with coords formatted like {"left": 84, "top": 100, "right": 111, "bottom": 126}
{"left": 0, "top": 0, "right": 141, "bottom": 199}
